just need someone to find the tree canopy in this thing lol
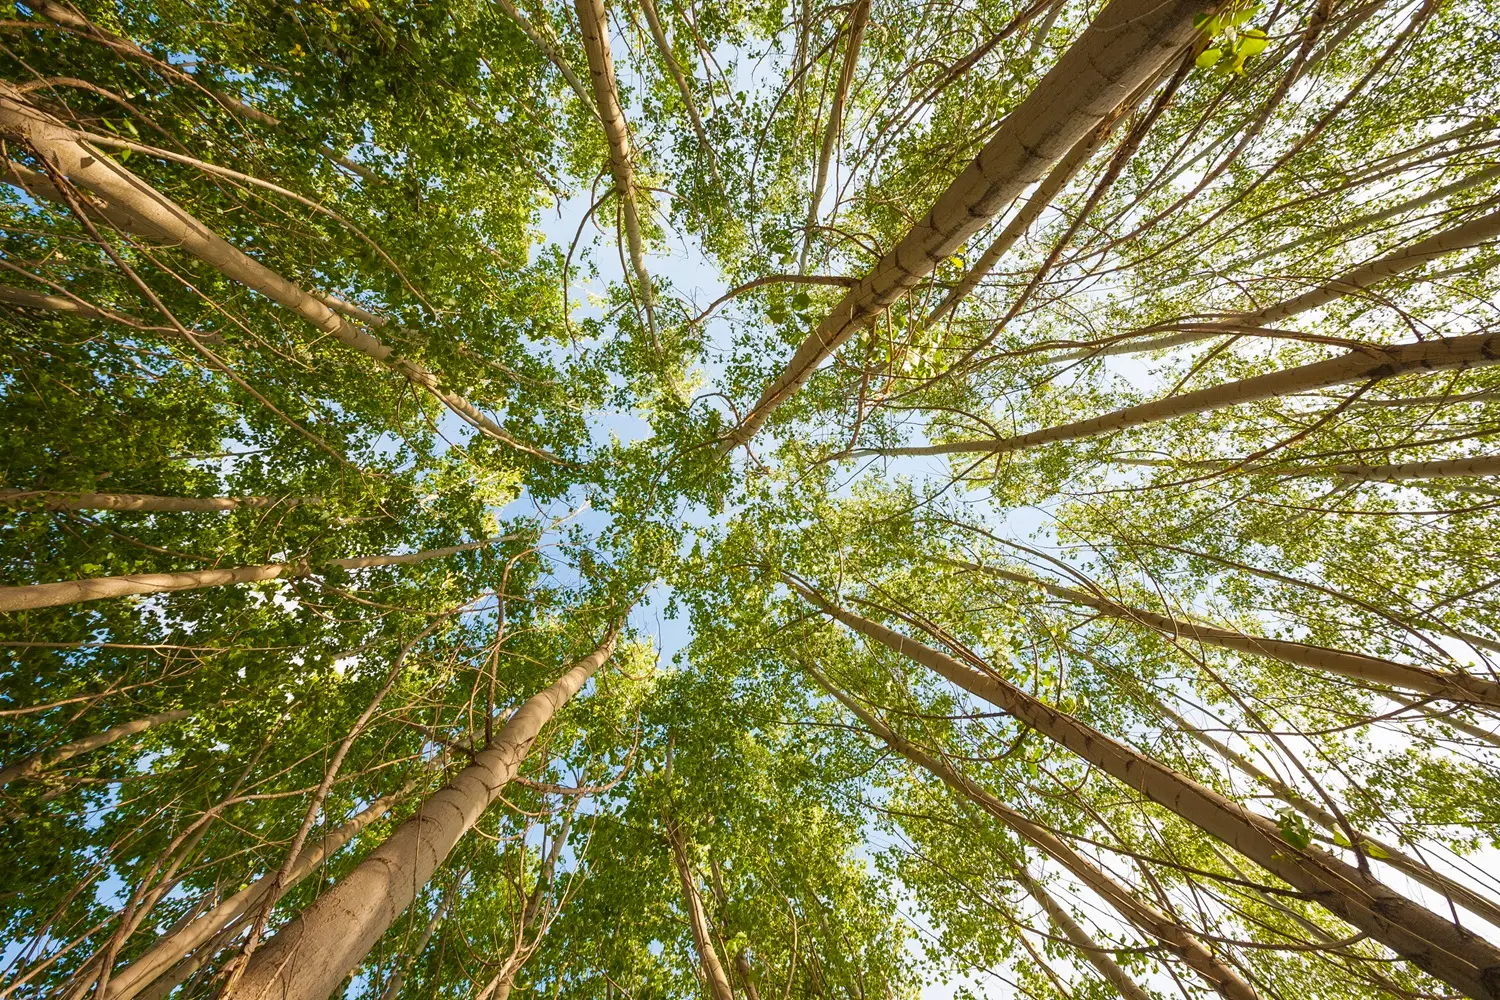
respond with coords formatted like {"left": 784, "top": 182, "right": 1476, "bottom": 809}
{"left": 2, "top": 0, "right": 1499, "bottom": 998}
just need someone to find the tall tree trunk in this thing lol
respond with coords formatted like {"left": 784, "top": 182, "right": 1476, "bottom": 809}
{"left": 943, "top": 557, "right": 1500, "bottom": 708}
{"left": 376, "top": 879, "right": 458, "bottom": 1000}
{"left": 856, "top": 330, "right": 1500, "bottom": 458}
{"left": 1012, "top": 865, "right": 1155, "bottom": 1000}
{"left": 0, "top": 490, "right": 320, "bottom": 512}
{"left": 1064, "top": 205, "right": 1500, "bottom": 360}
{"left": 720, "top": 0, "right": 1210, "bottom": 449}
{"left": 798, "top": 0, "right": 871, "bottom": 272}
{"left": 636, "top": 0, "right": 719, "bottom": 182}
{"left": 667, "top": 821, "right": 737, "bottom": 1000}
{"left": 0, "top": 84, "right": 559, "bottom": 463}
{"left": 802, "top": 660, "right": 1260, "bottom": 1000}
{"left": 572, "top": 0, "right": 656, "bottom": 337}
{"left": 789, "top": 577, "right": 1500, "bottom": 999}
{"left": 103, "top": 783, "right": 416, "bottom": 1000}
{"left": 0, "top": 709, "right": 194, "bottom": 786}
{"left": 1143, "top": 690, "right": 1500, "bottom": 929}
{"left": 222, "top": 629, "right": 619, "bottom": 1000}
{"left": 0, "top": 538, "right": 504, "bottom": 613}
{"left": 491, "top": 0, "right": 598, "bottom": 111}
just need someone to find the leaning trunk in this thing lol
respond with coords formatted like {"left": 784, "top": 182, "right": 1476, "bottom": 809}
{"left": 791, "top": 578, "right": 1500, "bottom": 1000}
{"left": 667, "top": 822, "right": 737, "bottom": 1000}
{"left": 1, "top": 709, "right": 193, "bottom": 786}
{"left": 222, "top": 629, "right": 619, "bottom": 1000}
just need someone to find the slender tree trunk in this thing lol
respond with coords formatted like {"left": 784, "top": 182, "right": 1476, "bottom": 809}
{"left": 1012, "top": 865, "right": 1155, "bottom": 1000}
{"left": 1389, "top": 694, "right": 1500, "bottom": 750}
{"left": 1065, "top": 205, "right": 1500, "bottom": 360}
{"left": 0, "top": 538, "right": 503, "bottom": 613}
{"left": 857, "top": 330, "right": 1500, "bottom": 458}
{"left": 799, "top": 0, "right": 870, "bottom": 272}
{"left": 572, "top": 0, "right": 656, "bottom": 336}
{"left": 667, "top": 822, "right": 737, "bottom": 1000}
{"left": 491, "top": 0, "right": 598, "bottom": 111}
{"left": 734, "top": 952, "right": 763, "bottom": 1000}
{"left": 944, "top": 557, "right": 1500, "bottom": 708}
{"left": 0, "top": 84, "right": 559, "bottom": 463}
{"left": 377, "top": 880, "right": 458, "bottom": 1000}
{"left": 0, "top": 709, "right": 193, "bottom": 786}
{"left": 636, "top": 0, "right": 719, "bottom": 181}
{"left": 5, "top": 159, "right": 172, "bottom": 243}
{"left": 0, "top": 284, "right": 112, "bottom": 319}
{"left": 721, "top": 0, "right": 1210, "bottom": 449}
{"left": 790, "top": 577, "right": 1500, "bottom": 999}
{"left": 1145, "top": 692, "right": 1500, "bottom": 930}
{"left": 925, "top": 110, "right": 1122, "bottom": 325}
{"left": 103, "top": 784, "right": 415, "bottom": 1000}
{"left": 802, "top": 660, "right": 1259, "bottom": 1000}
{"left": 222, "top": 629, "right": 619, "bottom": 1000}
{"left": 0, "top": 490, "right": 320, "bottom": 512}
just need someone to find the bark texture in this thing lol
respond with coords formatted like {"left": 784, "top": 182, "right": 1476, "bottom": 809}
{"left": 722, "top": 0, "right": 1210, "bottom": 448}
{"left": 0, "top": 539, "right": 502, "bottom": 612}
{"left": 222, "top": 629, "right": 618, "bottom": 1000}
{"left": 791, "top": 578, "right": 1500, "bottom": 1000}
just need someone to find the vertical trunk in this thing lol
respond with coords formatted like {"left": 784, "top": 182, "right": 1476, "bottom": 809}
{"left": 0, "top": 490, "right": 320, "bottom": 512}
{"left": 1, "top": 709, "right": 193, "bottom": 786}
{"left": 491, "top": 0, "right": 598, "bottom": 110}
{"left": 721, "top": 0, "right": 1210, "bottom": 448}
{"left": 799, "top": 0, "right": 871, "bottom": 271}
{"left": 1012, "top": 866, "right": 1156, "bottom": 1000}
{"left": 0, "top": 539, "right": 501, "bottom": 613}
{"left": 790, "top": 579, "right": 1500, "bottom": 999}
{"left": 734, "top": 952, "right": 763, "bottom": 1000}
{"left": 861, "top": 330, "right": 1500, "bottom": 458}
{"left": 222, "top": 629, "right": 618, "bottom": 1000}
{"left": 667, "top": 822, "right": 737, "bottom": 1000}
{"left": 802, "top": 660, "right": 1260, "bottom": 1000}
{"left": 636, "top": 0, "right": 719, "bottom": 181}
{"left": 0, "top": 85, "right": 558, "bottom": 463}
{"left": 944, "top": 557, "right": 1500, "bottom": 708}
{"left": 104, "top": 784, "right": 415, "bottom": 1000}
{"left": 572, "top": 0, "right": 656, "bottom": 334}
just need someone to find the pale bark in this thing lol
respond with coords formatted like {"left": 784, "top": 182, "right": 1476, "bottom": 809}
{"left": 376, "top": 881, "right": 457, "bottom": 1000}
{"left": 0, "top": 709, "right": 193, "bottom": 786}
{"left": 0, "top": 85, "right": 560, "bottom": 463}
{"left": 222, "top": 629, "right": 619, "bottom": 1000}
{"left": 491, "top": 0, "right": 598, "bottom": 111}
{"left": 1390, "top": 694, "right": 1500, "bottom": 750}
{"left": 1147, "top": 694, "right": 1500, "bottom": 930}
{"left": 668, "top": 822, "right": 737, "bottom": 1000}
{"left": 855, "top": 331, "right": 1500, "bottom": 458}
{"left": 636, "top": 0, "right": 718, "bottom": 180}
{"left": 799, "top": 0, "right": 871, "bottom": 272}
{"left": 1013, "top": 866, "right": 1155, "bottom": 1000}
{"left": 1063, "top": 205, "right": 1500, "bottom": 361}
{"left": 1112, "top": 453, "right": 1500, "bottom": 485}
{"left": 573, "top": 0, "right": 655, "bottom": 332}
{"left": 790, "top": 578, "right": 1500, "bottom": 999}
{"left": 102, "top": 785, "right": 412, "bottom": 1000}
{"left": 924, "top": 115, "right": 1119, "bottom": 326}
{"left": 5, "top": 159, "right": 172, "bottom": 243}
{"left": 802, "top": 660, "right": 1259, "bottom": 1000}
{"left": 0, "top": 284, "right": 112, "bottom": 319}
{"left": 721, "top": 0, "right": 1209, "bottom": 448}
{"left": 0, "top": 538, "right": 503, "bottom": 613}
{"left": 945, "top": 558, "right": 1500, "bottom": 709}
{"left": 0, "top": 489, "right": 320, "bottom": 512}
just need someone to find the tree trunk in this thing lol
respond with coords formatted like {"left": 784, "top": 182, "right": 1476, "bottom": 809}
{"left": 637, "top": 0, "right": 718, "bottom": 182}
{"left": 0, "top": 708, "right": 194, "bottom": 786}
{"left": 1145, "top": 691, "right": 1500, "bottom": 929}
{"left": 859, "top": 330, "right": 1500, "bottom": 458}
{"left": 790, "top": 577, "right": 1500, "bottom": 1000}
{"left": 799, "top": 0, "right": 870, "bottom": 271}
{"left": 1013, "top": 866, "right": 1155, "bottom": 1000}
{"left": 945, "top": 558, "right": 1500, "bottom": 708}
{"left": 0, "top": 489, "right": 320, "bottom": 512}
{"left": 721, "top": 0, "right": 1210, "bottom": 449}
{"left": 802, "top": 660, "right": 1260, "bottom": 1000}
{"left": 376, "top": 880, "right": 458, "bottom": 1000}
{"left": 222, "top": 629, "right": 619, "bottom": 1000}
{"left": 0, "top": 538, "right": 503, "bottom": 613}
{"left": 492, "top": 0, "right": 597, "bottom": 111}
{"left": 667, "top": 822, "right": 737, "bottom": 1000}
{"left": 572, "top": 0, "right": 655, "bottom": 334}
{"left": 0, "top": 84, "right": 559, "bottom": 463}
{"left": 103, "top": 783, "right": 414, "bottom": 1000}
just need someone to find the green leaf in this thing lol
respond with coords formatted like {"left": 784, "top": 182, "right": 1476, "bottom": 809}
{"left": 1196, "top": 48, "right": 1225, "bottom": 68}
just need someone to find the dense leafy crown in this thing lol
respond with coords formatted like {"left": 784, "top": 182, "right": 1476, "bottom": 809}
{"left": 2, "top": 0, "right": 1499, "bottom": 998}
